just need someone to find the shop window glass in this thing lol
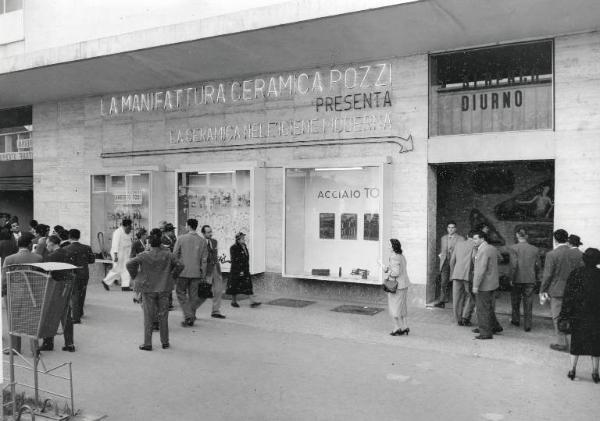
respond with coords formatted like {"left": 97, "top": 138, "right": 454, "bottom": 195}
{"left": 177, "top": 170, "right": 251, "bottom": 267}
{"left": 284, "top": 166, "right": 381, "bottom": 283}
{"left": 5, "top": 0, "right": 23, "bottom": 13}
{"left": 91, "top": 173, "right": 150, "bottom": 256}
{"left": 429, "top": 40, "right": 553, "bottom": 136}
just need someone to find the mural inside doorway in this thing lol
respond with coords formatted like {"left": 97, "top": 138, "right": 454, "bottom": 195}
{"left": 494, "top": 180, "right": 554, "bottom": 221}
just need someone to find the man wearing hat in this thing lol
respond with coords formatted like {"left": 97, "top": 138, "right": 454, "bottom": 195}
{"left": 567, "top": 234, "right": 584, "bottom": 269}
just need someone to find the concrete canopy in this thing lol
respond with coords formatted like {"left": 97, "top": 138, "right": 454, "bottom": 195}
{"left": 1, "top": 0, "right": 599, "bottom": 109}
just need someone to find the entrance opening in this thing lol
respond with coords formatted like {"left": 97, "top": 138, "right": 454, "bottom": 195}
{"left": 428, "top": 160, "right": 555, "bottom": 316}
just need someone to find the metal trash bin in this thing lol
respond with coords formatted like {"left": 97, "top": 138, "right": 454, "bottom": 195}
{"left": 5, "top": 262, "right": 77, "bottom": 339}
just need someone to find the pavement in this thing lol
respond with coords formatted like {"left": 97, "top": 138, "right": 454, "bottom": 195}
{"left": 2, "top": 283, "right": 599, "bottom": 421}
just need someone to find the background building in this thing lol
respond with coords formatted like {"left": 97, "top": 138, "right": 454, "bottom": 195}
{"left": 1, "top": 0, "right": 599, "bottom": 305}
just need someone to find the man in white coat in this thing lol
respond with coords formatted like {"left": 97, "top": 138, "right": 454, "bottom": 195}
{"left": 102, "top": 219, "right": 133, "bottom": 291}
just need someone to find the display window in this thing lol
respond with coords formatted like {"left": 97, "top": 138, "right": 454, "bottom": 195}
{"left": 177, "top": 170, "right": 256, "bottom": 272}
{"left": 429, "top": 40, "right": 553, "bottom": 136}
{"left": 91, "top": 173, "right": 150, "bottom": 257}
{"left": 284, "top": 166, "right": 384, "bottom": 283}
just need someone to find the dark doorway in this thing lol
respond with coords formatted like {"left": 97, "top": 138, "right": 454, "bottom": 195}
{"left": 428, "top": 160, "right": 554, "bottom": 317}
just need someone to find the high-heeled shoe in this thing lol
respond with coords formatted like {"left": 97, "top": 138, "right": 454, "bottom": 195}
{"left": 400, "top": 328, "right": 410, "bottom": 335}
{"left": 567, "top": 369, "right": 576, "bottom": 380}
{"left": 592, "top": 372, "right": 599, "bottom": 384}
{"left": 390, "top": 329, "right": 403, "bottom": 336}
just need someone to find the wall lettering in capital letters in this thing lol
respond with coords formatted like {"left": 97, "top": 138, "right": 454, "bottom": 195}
{"left": 461, "top": 90, "right": 523, "bottom": 111}
{"left": 100, "top": 63, "right": 392, "bottom": 116}
{"left": 168, "top": 112, "right": 393, "bottom": 144}
{"left": 317, "top": 188, "right": 379, "bottom": 199}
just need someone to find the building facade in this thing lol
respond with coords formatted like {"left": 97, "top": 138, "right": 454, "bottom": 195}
{"left": 1, "top": 0, "right": 599, "bottom": 304}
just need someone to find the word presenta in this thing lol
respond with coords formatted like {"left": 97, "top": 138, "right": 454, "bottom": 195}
{"left": 102, "top": 63, "right": 392, "bottom": 116}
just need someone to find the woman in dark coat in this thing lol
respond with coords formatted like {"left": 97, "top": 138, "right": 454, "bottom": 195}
{"left": 226, "top": 232, "right": 261, "bottom": 308}
{"left": 559, "top": 247, "right": 600, "bottom": 383}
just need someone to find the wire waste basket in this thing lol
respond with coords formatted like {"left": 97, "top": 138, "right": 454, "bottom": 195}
{"left": 3, "top": 262, "right": 78, "bottom": 420}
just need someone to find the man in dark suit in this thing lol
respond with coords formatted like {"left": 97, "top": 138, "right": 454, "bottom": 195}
{"left": 472, "top": 231, "right": 503, "bottom": 340}
{"left": 450, "top": 230, "right": 476, "bottom": 326}
{"left": 567, "top": 234, "right": 584, "bottom": 269}
{"left": 64, "top": 229, "right": 95, "bottom": 323}
{"left": 508, "top": 228, "right": 540, "bottom": 332}
{"left": 2, "top": 233, "right": 43, "bottom": 354}
{"left": 40, "top": 235, "right": 76, "bottom": 352}
{"left": 201, "top": 225, "right": 225, "bottom": 319}
{"left": 435, "top": 221, "right": 465, "bottom": 308}
{"left": 541, "top": 229, "right": 580, "bottom": 352}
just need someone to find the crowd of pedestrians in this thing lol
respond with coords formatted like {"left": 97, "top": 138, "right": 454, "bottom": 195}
{"left": 431, "top": 221, "right": 600, "bottom": 383}
{"left": 1, "top": 218, "right": 95, "bottom": 353}
{"left": 99, "top": 218, "right": 261, "bottom": 351}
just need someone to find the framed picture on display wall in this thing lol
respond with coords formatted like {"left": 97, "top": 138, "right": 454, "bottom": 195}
{"left": 363, "top": 213, "right": 379, "bottom": 241}
{"left": 341, "top": 213, "right": 357, "bottom": 240}
{"left": 319, "top": 213, "right": 335, "bottom": 239}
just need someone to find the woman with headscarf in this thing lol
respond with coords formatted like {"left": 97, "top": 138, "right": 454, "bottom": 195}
{"left": 227, "top": 232, "right": 261, "bottom": 308}
{"left": 559, "top": 247, "right": 600, "bottom": 383}
{"left": 384, "top": 239, "right": 411, "bottom": 336}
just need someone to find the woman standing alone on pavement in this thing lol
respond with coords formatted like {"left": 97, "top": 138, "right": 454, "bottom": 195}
{"left": 559, "top": 247, "right": 600, "bottom": 383}
{"left": 227, "top": 232, "right": 261, "bottom": 308}
{"left": 385, "top": 239, "right": 410, "bottom": 336}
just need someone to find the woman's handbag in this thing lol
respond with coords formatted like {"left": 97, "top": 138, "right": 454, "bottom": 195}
{"left": 557, "top": 317, "right": 572, "bottom": 334}
{"left": 382, "top": 276, "right": 399, "bottom": 294}
{"left": 198, "top": 282, "right": 214, "bottom": 299}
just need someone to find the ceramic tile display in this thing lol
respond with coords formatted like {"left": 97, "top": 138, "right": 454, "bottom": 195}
{"left": 178, "top": 170, "right": 251, "bottom": 269}
{"left": 90, "top": 173, "right": 151, "bottom": 256}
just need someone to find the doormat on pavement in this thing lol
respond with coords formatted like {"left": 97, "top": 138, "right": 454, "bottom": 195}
{"left": 267, "top": 298, "right": 316, "bottom": 308}
{"left": 331, "top": 305, "right": 384, "bottom": 316}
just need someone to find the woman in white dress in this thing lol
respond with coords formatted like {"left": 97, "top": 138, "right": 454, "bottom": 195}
{"left": 384, "top": 239, "right": 410, "bottom": 336}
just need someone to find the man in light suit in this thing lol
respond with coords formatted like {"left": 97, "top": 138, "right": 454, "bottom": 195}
{"left": 472, "top": 231, "right": 503, "bottom": 340}
{"left": 173, "top": 219, "right": 208, "bottom": 327}
{"left": 2, "top": 233, "right": 43, "bottom": 354}
{"left": 508, "top": 228, "right": 540, "bottom": 332}
{"left": 450, "top": 230, "right": 477, "bottom": 326}
{"left": 435, "top": 221, "right": 465, "bottom": 308}
{"left": 200, "top": 225, "right": 226, "bottom": 319}
{"left": 103, "top": 219, "right": 133, "bottom": 291}
{"left": 541, "top": 229, "right": 579, "bottom": 352}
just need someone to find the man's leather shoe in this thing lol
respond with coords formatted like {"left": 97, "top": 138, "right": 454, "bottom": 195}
{"left": 162, "top": 343, "right": 170, "bottom": 349}
{"left": 101, "top": 281, "right": 110, "bottom": 291}
{"left": 433, "top": 302, "right": 445, "bottom": 308}
{"left": 181, "top": 319, "right": 193, "bottom": 327}
{"left": 472, "top": 328, "right": 480, "bottom": 333}
{"left": 461, "top": 319, "right": 472, "bottom": 327}
{"left": 510, "top": 320, "right": 520, "bottom": 327}
{"left": 139, "top": 345, "right": 152, "bottom": 351}
{"left": 62, "top": 345, "right": 75, "bottom": 352}
{"left": 550, "top": 343, "right": 568, "bottom": 352}
{"left": 474, "top": 335, "right": 493, "bottom": 340}
{"left": 524, "top": 327, "right": 531, "bottom": 332}
{"left": 211, "top": 313, "right": 226, "bottom": 319}
{"left": 250, "top": 302, "right": 262, "bottom": 308}
{"left": 493, "top": 326, "right": 503, "bottom": 334}
{"left": 40, "top": 343, "right": 54, "bottom": 351}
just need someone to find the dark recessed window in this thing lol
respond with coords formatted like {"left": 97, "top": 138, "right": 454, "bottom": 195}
{"left": 429, "top": 40, "right": 553, "bottom": 136}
